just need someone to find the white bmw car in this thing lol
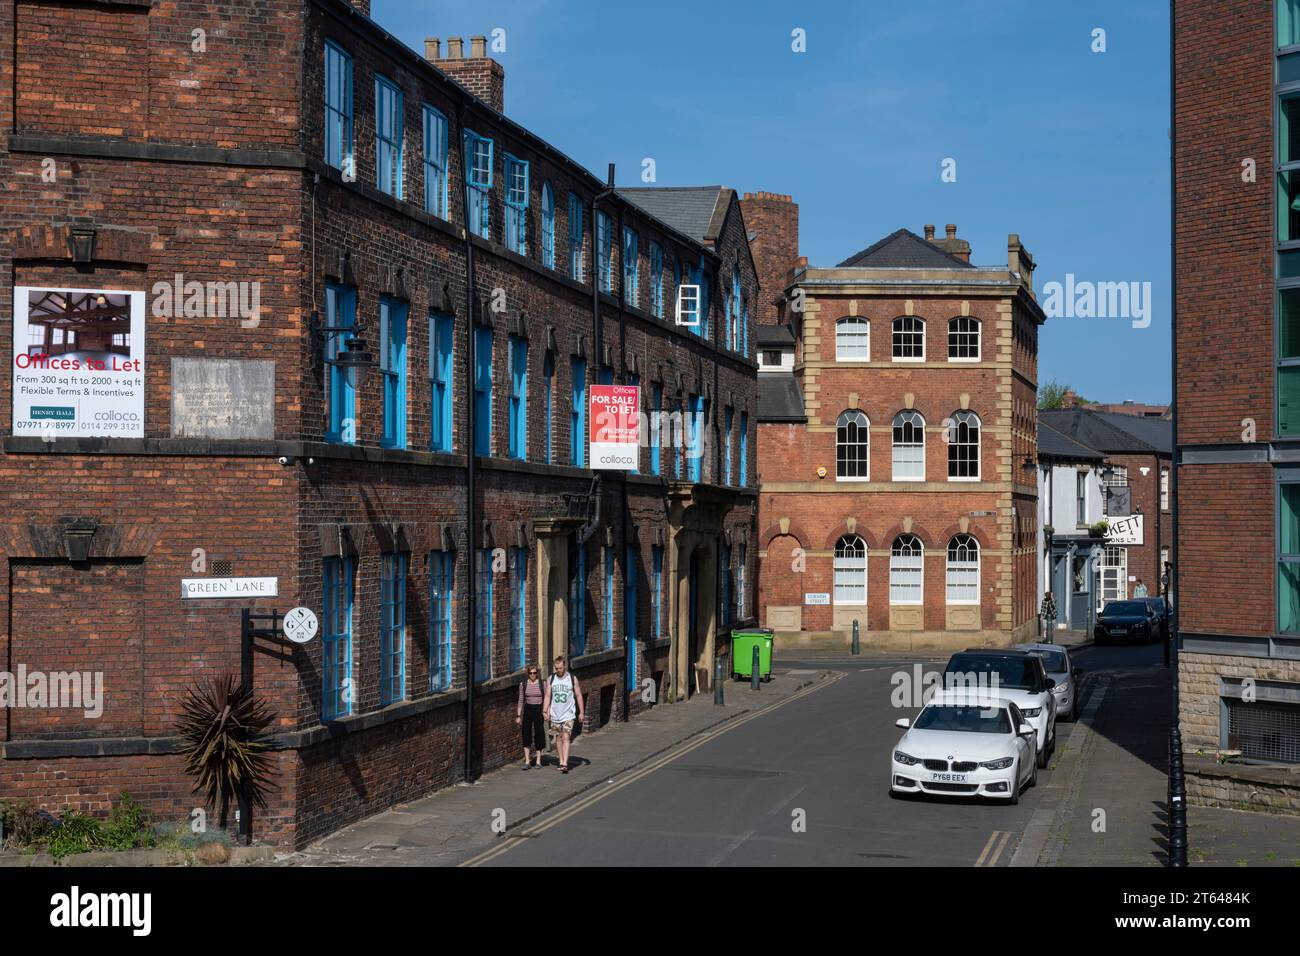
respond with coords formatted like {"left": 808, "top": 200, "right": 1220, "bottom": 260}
{"left": 890, "top": 692, "right": 1039, "bottom": 803}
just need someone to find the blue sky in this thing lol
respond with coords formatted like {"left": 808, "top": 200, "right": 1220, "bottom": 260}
{"left": 375, "top": 0, "right": 1170, "bottom": 404}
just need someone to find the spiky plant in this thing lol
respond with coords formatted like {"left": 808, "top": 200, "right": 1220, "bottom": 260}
{"left": 176, "top": 673, "right": 276, "bottom": 829}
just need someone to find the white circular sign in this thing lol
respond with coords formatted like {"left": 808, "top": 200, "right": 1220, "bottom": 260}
{"left": 283, "top": 606, "right": 319, "bottom": 644}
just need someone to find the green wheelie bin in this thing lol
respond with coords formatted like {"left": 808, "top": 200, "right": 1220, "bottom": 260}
{"left": 731, "top": 628, "right": 774, "bottom": 682}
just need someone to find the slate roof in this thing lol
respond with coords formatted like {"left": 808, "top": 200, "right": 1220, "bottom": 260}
{"left": 616, "top": 187, "right": 729, "bottom": 244}
{"left": 755, "top": 324, "right": 795, "bottom": 346}
{"left": 758, "top": 374, "right": 805, "bottom": 422}
{"left": 836, "top": 228, "right": 975, "bottom": 270}
{"left": 1038, "top": 408, "right": 1169, "bottom": 455}
{"left": 1038, "top": 420, "right": 1104, "bottom": 461}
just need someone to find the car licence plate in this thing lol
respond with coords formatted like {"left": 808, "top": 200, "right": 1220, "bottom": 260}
{"left": 930, "top": 772, "right": 967, "bottom": 783}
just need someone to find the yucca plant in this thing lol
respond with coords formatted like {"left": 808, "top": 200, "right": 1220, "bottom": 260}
{"left": 176, "top": 673, "right": 276, "bottom": 829}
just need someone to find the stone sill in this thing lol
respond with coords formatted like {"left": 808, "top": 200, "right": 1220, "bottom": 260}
{"left": 1185, "top": 753, "right": 1300, "bottom": 787}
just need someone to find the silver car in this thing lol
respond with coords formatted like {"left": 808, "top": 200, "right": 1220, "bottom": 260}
{"left": 1014, "top": 643, "right": 1079, "bottom": 721}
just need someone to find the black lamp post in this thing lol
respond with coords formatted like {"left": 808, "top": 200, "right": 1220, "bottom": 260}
{"left": 312, "top": 310, "right": 377, "bottom": 389}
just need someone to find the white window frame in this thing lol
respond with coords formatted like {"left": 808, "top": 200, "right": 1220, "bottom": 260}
{"left": 1160, "top": 467, "right": 1170, "bottom": 511}
{"left": 947, "top": 410, "right": 981, "bottom": 482}
{"left": 947, "top": 316, "right": 980, "bottom": 362}
{"left": 1100, "top": 545, "right": 1128, "bottom": 607}
{"left": 836, "top": 410, "right": 870, "bottom": 481}
{"left": 834, "top": 535, "right": 867, "bottom": 605}
{"left": 889, "top": 534, "right": 924, "bottom": 605}
{"left": 675, "top": 284, "right": 700, "bottom": 328}
{"left": 945, "top": 534, "right": 980, "bottom": 605}
{"left": 835, "top": 317, "right": 870, "bottom": 361}
{"left": 891, "top": 315, "right": 925, "bottom": 362}
{"left": 891, "top": 410, "right": 925, "bottom": 481}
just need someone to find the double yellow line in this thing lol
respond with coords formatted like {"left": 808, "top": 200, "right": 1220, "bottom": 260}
{"left": 460, "top": 672, "right": 845, "bottom": 867}
{"left": 975, "top": 830, "right": 1014, "bottom": 867}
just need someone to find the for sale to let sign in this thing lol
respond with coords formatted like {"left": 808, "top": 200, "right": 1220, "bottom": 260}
{"left": 590, "top": 384, "right": 640, "bottom": 470}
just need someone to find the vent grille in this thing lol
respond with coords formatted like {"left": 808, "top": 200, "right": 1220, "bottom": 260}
{"left": 1226, "top": 698, "right": 1300, "bottom": 764}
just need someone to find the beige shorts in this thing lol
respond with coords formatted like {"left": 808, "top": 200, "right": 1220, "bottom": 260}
{"left": 549, "top": 719, "right": 574, "bottom": 736}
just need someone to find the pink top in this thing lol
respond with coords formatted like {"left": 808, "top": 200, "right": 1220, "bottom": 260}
{"left": 517, "top": 678, "right": 545, "bottom": 713}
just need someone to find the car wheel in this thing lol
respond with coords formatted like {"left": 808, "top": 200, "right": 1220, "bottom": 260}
{"left": 1037, "top": 736, "right": 1050, "bottom": 769}
{"left": 1009, "top": 764, "right": 1021, "bottom": 805}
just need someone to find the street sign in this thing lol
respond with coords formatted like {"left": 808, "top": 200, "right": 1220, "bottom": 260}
{"left": 181, "top": 577, "right": 278, "bottom": 599}
{"left": 283, "top": 606, "right": 319, "bottom": 644}
{"left": 1106, "top": 513, "right": 1144, "bottom": 545}
{"left": 804, "top": 592, "right": 830, "bottom": 605}
{"left": 590, "top": 384, "right": 639, "bottom": 470}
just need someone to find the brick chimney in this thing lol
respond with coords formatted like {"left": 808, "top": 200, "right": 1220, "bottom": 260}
{"left": 426, "top": 36, "right": 505, "bottom": 114}
{"left": 349, "top": 0, "right": 371, "bottom": 15}
{"left": 739, "top": 191, "right": 799, "bottom": 326}
{"left": 928, "top": 222, "right": 970, "bottom": 263}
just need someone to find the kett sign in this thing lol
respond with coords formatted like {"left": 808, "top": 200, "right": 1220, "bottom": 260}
{"left": 590, "top": 384, "right": 639, "bottom": 470}
{"left": 1106, "top": 513, "right": 1144, "bottom": 546}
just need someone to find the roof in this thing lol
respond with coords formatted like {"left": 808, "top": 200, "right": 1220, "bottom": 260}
{"left": 755, "top": 324, "right": 795, "bottom": 346}
{"left": 617, "top": 187, "right": 730, "bottom": 244}
{"left": 1038, "top": 408, "right": 1164, "bottom": 455}
{"left": 1037, "top": 420, "right": 1104, "bottom": 461}
{"left": 836, "top": 228, "right": 975, "bottom": 270}
{"left": 757, "top": 374, "right": 805, "bottom": 422}
{"left": 1089, "top": 411, "right": 1173, "bottom": 455}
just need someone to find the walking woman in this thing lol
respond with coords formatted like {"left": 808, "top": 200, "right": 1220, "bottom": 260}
{"left": 517, "top": 665, "right": 547, "bottom": 769}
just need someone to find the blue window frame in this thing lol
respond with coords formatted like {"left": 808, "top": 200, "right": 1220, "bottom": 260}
{"left": 598, "top": 366, "right": 613, "bottom": 387}
{"left": 624, "top": 227, "right": 638, "bottom": 306}
{"left": 650, "top": 383, "right": 663, "bottom": 475}
{"left": 474, "top": 327, "right": 493, "bottom": 457}
{"left": 739, "top": 410, "right": 748, "bottom": 487}
{"left": 569, "top": 536, "right": 586, "bottom": 658}
{"left": 429, "top": 551, "right": 454, "bottom": 692}
{"left": 503, "top": 153, "right": 529, "bottom": 255}
{"left": 570, "top": 357, "right": 587, "bottom": 466}
{"left": 509, "top": 547, "right": 527, "bottom": 672}
{"left": 723, "top": 406, "right": 733, "bottom": 485}
{"left": 324, "top": 41, "right": 353, "bottom": 174}
{"left": 596, "top": 211, "right": 614, "bottom": 293}
{"left": 674, "top": 397, "right": 684, "bottom": 479}
{"left": 649, "top": 243, "right": 664, "bottom": 318}
{"left": 423, "top": 105, "right": 449, "bottom": 218}
{"left": 322, "top": 556, "right": 353, "bottom": 720}
{"left": 688, "top": 393, "right": 704, "bottom": 483}
{"left": 475, "top": 548, "right": 493, "bottom": 683}
{"left": 375, "top": 75, "right": 403, "bottom": 198}
{"left": 720, "top": 542, "right": 732, "bottom": 627}
{"left": 604, "top": 546, "right": 615, "bottom": 650}
{"left": 737, "top": 543, "right": 746, "bottom": 620}
{"left": 625, "top": 542, "right": 638, "bottom": 688}
{"left": 325, "top": 283, "right": 356, "bottom": 444}
{"left": 380, "top": 552, "right": 407, "bottom": 705}
{"left": 730, "top": 266, "right": 742, "bottom": 352}
{"left": 430, "top": 311, "right": 454, "bottom": 452}
{"left": 541, "top": 182, "right": 556, "bottom": 269}
{"left": 464, "top": 129, "right": 493, "bottom": 239}
{"left": 543, "top": 351, "right": 555, "bottom": 464}
{"left": 508, "top": 335, "right": 527, "bottom": 460}
{"left": 380, "top": 297, "right": 407, "bottom": 449}
{"left": 568, "top": 193, "right": 584, "bottom": 281}
{"left": 627, "top": 373, "right": 640, "bottom": 474}
{"left": 652, "top": 545, "right": 663, "bottom": 638}
{"left": 699, "top": 267, "right": 711, "bottom": 339}
{"left": 741, "top": 295, "right": 749, "bottom": 357}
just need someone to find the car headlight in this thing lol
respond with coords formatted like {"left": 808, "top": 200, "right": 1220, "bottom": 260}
{"left": 980, "top": 756, "right": 1015, "bottom": 770}
{"left": 1021, "top": 707, "right": 1042, "bottom": 718}
{"left": 893, "top": 750, "right": 922, "bottom": 766}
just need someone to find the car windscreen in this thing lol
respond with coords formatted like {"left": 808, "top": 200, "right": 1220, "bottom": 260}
{"left": 944, "top": 654, "right": 1040, "bottom": 691}
{"left": 1031, "top": 649, "right": 1067, "bottom": 673}
{"left": 913, "top": 705, "right": 1010, "bottom": 734}
{"left": 1103, "top": 602, "right": 1147, "bottom": 616}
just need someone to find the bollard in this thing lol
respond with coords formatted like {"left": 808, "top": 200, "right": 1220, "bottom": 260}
{"left": 751, "top": 643, "right": 761, "bottom": 691}
{"left": 1167, "top": 728, "right": 1188, "bottom": 867}
{"left": 714, "top": 653, "right": 725, "bottom": 706}
{"left": 851, "top": 619, "right": 860, "bottom": 655}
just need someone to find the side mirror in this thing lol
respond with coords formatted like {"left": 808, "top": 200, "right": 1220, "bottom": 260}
{"left": 1019, "top": 723, "right": 1036, "bottom": 737}
{"left": 895, "top": 717, "right": 910, "bottom": 729}
{"left": 1044, "top": 678, "right": 1056, "bottom": 690}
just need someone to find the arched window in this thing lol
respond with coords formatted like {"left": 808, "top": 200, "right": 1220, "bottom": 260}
{"left": 948, "top": 316, "right": 979, "bottom": 360}
{"left": 946, "top": 534, "right": 980, "bottom": 604}
{"left": 836, "top": 410, "right": 870, "bottom": 479}
{"left": 948, "top": 411, "right": 981, "bottom": 479}
{"left": 892, "top": 410, "right": 925, "bottom": 481}
{"left": 890, "top": 534, "right": 923, "bottom": 604}
{"left": 541, "top": 182, "right": 555, "bottom": 270}
{"left": 834, "top": 534, "right": 867, "bottom": 604}
{"left": 892, "top": 316, "right": 924, "bottom": 360}
{"left": 836, "top": 317, "right": 870, "bottom": 361}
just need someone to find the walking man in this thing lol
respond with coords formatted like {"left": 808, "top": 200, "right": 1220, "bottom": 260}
{"left": 544, "top": 655, "right": 585, "bottom": 774}
{"left": 1040, "top": 590, "right": 1058, "bottom": 644}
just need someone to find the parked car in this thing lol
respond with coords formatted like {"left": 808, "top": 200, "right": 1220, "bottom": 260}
{"left": 1140, "top": 596, "right": 1172, "bottom": 632}
{"left": 942, "top": 649, "right": 1057, "bottom": 767}
{"left": 1095, "top": 600, "right": 1158, "bottom": 645}
{"left": 1014, "top": 643, "right": 1080, "bottom": 721}
{"left": 890, "top": 693, "right": 1038, "bottom": 803}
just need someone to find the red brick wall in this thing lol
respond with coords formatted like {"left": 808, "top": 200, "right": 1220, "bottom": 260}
{"left": 739, "top": 192, "right": 798, "bottom": 327}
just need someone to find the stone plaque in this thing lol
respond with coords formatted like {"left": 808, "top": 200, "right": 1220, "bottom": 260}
{"left": 171, "top": 358, "right": 274, "bottom": 439}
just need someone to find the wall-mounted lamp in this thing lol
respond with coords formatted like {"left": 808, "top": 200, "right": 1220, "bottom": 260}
{"left": 69, "top": 227, "right": 96, "bottom": 264}
{"left": 310, "top": 309, "right": 377, "bottom": 389}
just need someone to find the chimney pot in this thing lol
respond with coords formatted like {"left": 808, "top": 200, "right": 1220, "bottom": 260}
{"left": 946, "top": 224, "right": 957, "bottom": 239}
{"left": 924, "top": 224, "right": 935, "bottom": 240}
{"left": 425, "top": 37, "right": 441, "bottom": 60}
{"left": 448, "top": 37, "right": 464, "bottom": 58}
{"left": 471, "top": 35, "right": 487, "bottom": 58}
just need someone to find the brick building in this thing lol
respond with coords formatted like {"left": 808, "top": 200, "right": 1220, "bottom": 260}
{"left": 756, "top": 224, "right": 1045, "bottom": 650}
{"left": 1174, "top": 0, "right": 1300, "bottom": 776}
{"left": 0, "top": 0, "right": 758, "bottom": 847}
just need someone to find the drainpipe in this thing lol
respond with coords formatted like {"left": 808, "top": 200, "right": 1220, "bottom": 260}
{"left": 458, "top": 97, "right": 479, "bottom": 783}
{"left": 615, "top": 185, "right": 632, "bottom": 722}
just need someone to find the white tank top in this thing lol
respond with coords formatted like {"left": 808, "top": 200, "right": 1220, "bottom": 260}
{"left": 549, "top": 673, "right": 576, "bottom": 722}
